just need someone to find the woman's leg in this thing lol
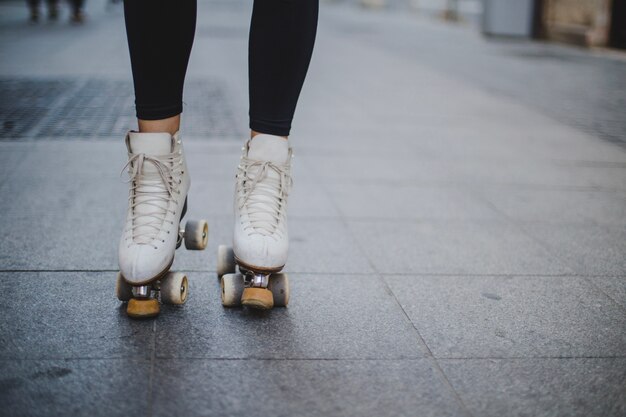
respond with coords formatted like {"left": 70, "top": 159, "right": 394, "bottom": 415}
{"left": 227, "top": 0, "right": 318, "bottom": 309}
{"left": 248, "top": 0, "right": 319, "bottom": 138}
{"left": 123, "top": 0, "right": 197, "bottom": 135}
{"left": 118, "top": 1, "right": 199, "bottom": 319}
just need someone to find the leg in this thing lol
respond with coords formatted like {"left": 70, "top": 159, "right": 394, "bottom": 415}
{"left": 118, "top": 1, "right": 204, "bottom": 319}
{"left": 223, "top": 0, "right": 318, "bottom": 309}
{"left": 27, "top": 0, "right": 40, "bottom": 22}
{"left": 248, "top": 0, "right": 319, "bottom": 138}
{"left": 68, "top": 0, "right": 84, "bottom": 22}
{"left": 46, "top": 0, "right": 58, "bottom": 20}
{"left": 123, "top": 0, "right": 196, "bottom": 134}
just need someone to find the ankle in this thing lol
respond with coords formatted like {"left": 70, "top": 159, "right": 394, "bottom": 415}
{"left": 251, "top": 130, "right": 288, "bottom": 141}
{"left": 138, "top": 115, "right": 180, "bottom": 136}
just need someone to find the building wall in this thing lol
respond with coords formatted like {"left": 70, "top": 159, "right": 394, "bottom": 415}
{"left": 541, "top": 0, "right": 612, "bottom": 46}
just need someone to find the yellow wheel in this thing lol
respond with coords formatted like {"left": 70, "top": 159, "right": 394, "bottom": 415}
{"left": 242, "top": 287, "right": 274, "bottom": 310}
{"left": 127, "top": 298, "right": 160, "bottom": 319}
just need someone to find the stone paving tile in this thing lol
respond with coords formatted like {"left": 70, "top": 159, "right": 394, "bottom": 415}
{"left": 156, "top": 273, "right": 423, "bottom": 359}
{"left": 327, "top": 183, "right": 500, "bottom": 220}
{"left": 0, "top": 359, "right": 151, "bottom": 417}
{"left": 347, "top": 219, "right": 571, "bottom": 275}
{"left": 522, "top": 224, "right": 626, "bottom": 276}
{"left": 0, "top": 212, "right": 121, "bottom": 270}
{"left": 480, "top": 188, "right": 626, "bottom": 226}
{"left": 385, "top": 275, "right": 626, "bottom": 358}
{"left": 151, "top": 359, "right": 467, "bottom": 417}
{"left": 0, "top": 272, "right": 154, "bottom": 360}
{"left": 0, "top": 173, "right": 126, "bottom": 217}
{"left": 439, "top": 358, "right": 626, "bottom": 417}
{"left": 285, "top": 219, "right": 374, "bottom": 274}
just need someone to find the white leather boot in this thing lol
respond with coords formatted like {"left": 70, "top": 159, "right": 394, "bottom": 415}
{"left": 232, "top": 134, "right": 292, "bottom": 274}
{"left": 118, "top": 131, "right": 190, "bottom": 285}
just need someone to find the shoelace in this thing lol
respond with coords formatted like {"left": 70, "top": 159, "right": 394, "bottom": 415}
{"left": 237, "top": 154, "right": 292, "bottom": 237}
{"left": 121, "top": 152, "right": 182, "bottom": 246}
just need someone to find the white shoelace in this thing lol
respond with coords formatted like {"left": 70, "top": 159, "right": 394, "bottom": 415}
{"left": 237, "top": 154, "right": 292, "bottom": 237}
{"left": 121, "top": 152, "right": 182, "bottom": 246}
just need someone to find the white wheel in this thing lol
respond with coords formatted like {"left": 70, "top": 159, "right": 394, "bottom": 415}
{"left": 115, "top": 272, "right": 133, "bottom": 302}
{"left": 217, "top": 245, "right": 236, "bottom": 278}
{"left": 221, "top": 273, "right": 244, "bottom": 307}
{"left": 269, "top": 273, "right": 289, "bottom": 307}
{"left": 184, "top": 220, "right": 209, "bottom": 250}
{"left": 160, "top": 271, "right": 188, "bottom": 305}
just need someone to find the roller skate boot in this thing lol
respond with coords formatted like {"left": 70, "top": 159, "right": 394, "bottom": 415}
{"left": 217, "top": 134, "right": 292, "bottom": 310}
{"left": 116, "top": 131, "right": 208, "bottom": 318}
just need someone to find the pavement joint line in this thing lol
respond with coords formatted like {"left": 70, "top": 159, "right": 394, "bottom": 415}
{"left": 315, "top": 180, "right": 626, "bottom": 194}
{"left": 153, "top": 355, "right": 626, "bottom": 360}
{"left": 430, "top": 356, "right": 626, "bottom": 360}
{"left": 148, "top": 321, "right": 157, "bottom": 417}
{"left": 302, "top": 155, "right": 476, "bottom": 417}
{"left": 2, "top": 270, "right": 624, "bottom": 279}
{"left": 3, "top": 356, "right": 626, "bottom": 362}
{"left": 343, "top": 216, "right": 626, "bottom": 226}
{"left": 0, "top": 269, "right": 381, "bottom": 275}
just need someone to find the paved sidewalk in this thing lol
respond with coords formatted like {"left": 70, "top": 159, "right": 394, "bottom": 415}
{"left": 0, "top": 1, "right": 625, "bottom": 416}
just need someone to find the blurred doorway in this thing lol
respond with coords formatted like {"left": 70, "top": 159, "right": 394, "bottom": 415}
{"left": 610, "top": 0, "right": 626, "bottom": 49}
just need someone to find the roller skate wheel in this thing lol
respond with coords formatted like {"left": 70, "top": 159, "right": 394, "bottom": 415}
{"left": 221, "top": 273, "right": 244, "bottom": 307}
{"left": 269, "top": 273, "right": 289, "bottom": 307}
{"left": 127, "top": 298, "right": 160, "bottom": 319}
{"left": 217, "top": 245, "right": 236, "bottom": 278}
{"left": 242, "top": 287, "right": 274, "bottom": 310}
{"left": 115, "top": 272, "right": 133, "bottom": 302}
{"left": 160, "top": 271, "right": 189, "bottom": 305}
{"left": 184, "top": 220, "right": 209, "bottom": 250}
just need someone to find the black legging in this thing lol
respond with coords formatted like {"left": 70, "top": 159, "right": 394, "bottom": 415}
{"left": 124, "top": 0, "right": 318, "bottom": 137}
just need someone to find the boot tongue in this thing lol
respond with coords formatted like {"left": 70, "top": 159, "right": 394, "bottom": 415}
{"left": 128, "top": 132, "right": 173, "bottom": 173}
{"left": 247, "top": 134, "right": 289, "bottom": 164}
{"left": 244, "top": 135, "right": 290, "bottom": 235}
{"left": 126, "top": 132, "right": 174, "bottom": 243}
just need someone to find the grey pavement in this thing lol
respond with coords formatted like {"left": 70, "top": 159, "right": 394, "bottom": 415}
{"left": 0, "top": 0, "right": 625, "bottom": 416}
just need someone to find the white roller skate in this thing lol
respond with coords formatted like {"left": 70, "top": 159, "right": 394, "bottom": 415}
{"left": 116, "top": 131, "right": 208, "bottom": 318}
{"left": 217, "top": 134, "right": 292, "bottom": 310}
